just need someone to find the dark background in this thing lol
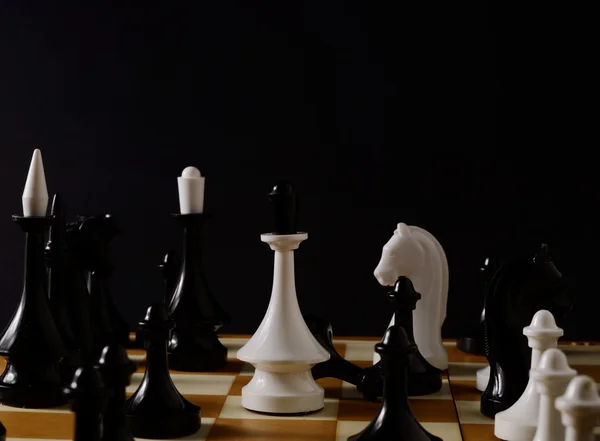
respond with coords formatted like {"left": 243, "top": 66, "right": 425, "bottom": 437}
{"left": 0, "top": 3, "right": 596, "bottom": 341}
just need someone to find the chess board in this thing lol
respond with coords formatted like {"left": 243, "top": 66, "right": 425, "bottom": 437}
{"left": 1, "top": 337, "right": 599, "bottom": 441}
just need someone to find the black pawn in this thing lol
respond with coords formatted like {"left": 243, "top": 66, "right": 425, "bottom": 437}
{"left": 167, "top": 212, "right": 230, "bottom": 371}
{"left": 64, "top": 365, "right": 109, "bottom": 441}
{"left": 0, "top": 215, "right": 67, "bottom": 407}
{"left": 269, "top": 181, "right": 297, "bottom": 234}
{"left": 347, "top": 325, "right": 442, "bottom": 441}
{"left": 457, "top": 257, "right": 497, "bottom": 355}
{"left": 386, "top": 277, "right": 442, "bottom": 396}
{"left": 127, "top": 303, "right": 201, "bottom": 438}
{"left": 46, "top": 194, "right": 86, "bottom": 383}
{"left": 305, "top": 313, "right": 383, "bottom": 402}
{"left": 96, "top": 344, "right": 136, "bottom": 441}
{"left": 78, "top": 215, "right": 130, "bottom": 355}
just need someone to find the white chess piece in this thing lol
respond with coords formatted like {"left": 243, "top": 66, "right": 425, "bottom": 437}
{"left": 556, "top": 375, "right": 600, "bottom": 441}
{"left": 477, "top": 365, "right": 490, "bottom": 392}
{"left": 237, "top": 232, "right": 330, "bottom": 414}
{"left": 373, "top": 223, "right": 449, "bottom": 370}
{"left": 494, "top": 310, "right": 564, "bottom": 441}
{"left": 177, "top": 166, "right": 205, "bottom": 214}
{"left": 531, "top": 348, "right": 577, "bottom": 441}
{"left": 22, "top": 149, "right": 48, "bottom": 217}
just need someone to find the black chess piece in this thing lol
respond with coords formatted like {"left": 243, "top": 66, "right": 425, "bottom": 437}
{"left": 78, "top": 215, "right": 130, "bottom": 355}
{"left": 0, "top": 215, "right": 67, "bottom": 407}
{"left": 127, "top": 303, "right": 201, "bottom": 438}
{"left": 0, "top": 420, "right": 5, "bottom": 441}
{"left": 166, "top": 212, "right": 231, "bottom": 372}
{"left": 481, "top": 243, "right": 574, "bottom": 418}
{"left": 269, "top": 181, "right": 297, "bottom": 234}
{"left": 457, "top": 257, "right": 497, "bottom": 355}
{"left": 64, "top": 365, "right": 109, "bottom": 441}
{"left": 46, "top": 194, "right": 89, "bottom": 384}
{"left": 347, "top": 325, "right": 442, "bottom": 441}
{"left": 96, "top": 344, "right": 137, "bottom": 441}
{"left": 384, "top": 277, "right": 442, "bottom": 396}
{"left": 305, "top": 313, "right": 383, "bottom": 402}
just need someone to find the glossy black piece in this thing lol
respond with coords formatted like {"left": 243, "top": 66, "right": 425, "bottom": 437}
{"left": 46, "top": 195, "right": 90, "bottom": 383}
{"left": 387, "top": 277, "right": 442, "bottom": 396}
{"left": 96, "top": 344, "right": 136, "bottom": 441}
{"left": 127, "top": 303, "right": 201, "bottom": 438}
{"left": 457, "top": 257, "right": 497, "bottom": 355}
{"left": 269, "top": 181, "right": 297, "bottom": 234}
{"left": 481, "top": 243, "right": 573, "bottom": 418}
{"left": 0, "top": 215, "right": 67, "bottom": 408}
{"left": 347, "top": 325, "right": 442, "bottom": 441}
{"left": 305, "top": 313, "right": 383, "bottom": 402}
{"left": 160, "top": 251, "right": 180, "bottom": 306}
{"left": 167, "top": 213, "right": 230, "bottom": 371}
{"left": 64, "top": 365, "right": 109, "bottom": 441}
{"left": 78, "top": 215, "right": 130, "bottom": 355}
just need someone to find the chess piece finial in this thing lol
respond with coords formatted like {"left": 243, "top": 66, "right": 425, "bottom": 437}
{"left": 127, "top": 303, "right": 201, "bottom": 438}
{"left": 178, "top": 166, "right": 205, "bottom": 214}
{"left": 22, "top": 149, "right": 48, "bottom": 217}
{"left": 556, "top": 375, "right": 600, "bottom": 441}
{"left": 269, "top": 181, "right": 297, "bottom": 235}
{"left": 64, "top": 365, "right": 109, "bottom": 441}
{"left": 531, "top": 348, "right": 577, "bottom": 441}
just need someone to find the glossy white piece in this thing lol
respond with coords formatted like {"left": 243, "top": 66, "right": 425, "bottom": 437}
{"left": 373, "top": 222, "right": 449, "bottom": 370}
{"left": 177, "top": 166, "right": 205, "bottom": 214}
{"left": 22, "top": 149, "right": 48, "bottom": 217}
{"left": 494, "top": 310, "right": 564, "bottom": 441}
{"left": 531, "top": 348, "right": 577, "bottom": 441}
{"left": 556, "top": 375, "right": 600, "bottom": 441}
{"left": 476, "top": 366, "right": 490, "bottom": 392}
{"left": 237, "top": 233, "right": 329, "bottom": 414}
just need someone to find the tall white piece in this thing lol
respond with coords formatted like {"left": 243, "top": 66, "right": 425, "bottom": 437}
{"left": 531, "top": 348, "right": 577, "bottom": 441}
{"left": 237, "top": 232, "right": 330, "bottom": 414}
{"left": 22, "top": 149, "right": 48, "bottom": 217}
{"left": 373, "top": 222, "right": 449, "bottom": 370}
{"left": 556, "top": 375, "right": 600, "bottom": 441}
{"left": 177, "top": 166, "right": 205, "bottom": 214}
{"left": 494, "top": 310, "right": 564, "bottom": 441}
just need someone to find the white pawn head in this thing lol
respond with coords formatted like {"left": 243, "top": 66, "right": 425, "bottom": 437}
{"left": 523, "top": 309, "right": 563, "bottom": 349}
{"left": 556, "top": 376, "right": 600, "bottom": 430}
{"left": 373, "top": 223, "right": 425, "bottom": 286}
{"left": 177, "top": 166, "right": 205, "bottom": 214}
{"left": 22, "top": 149, "right": 48, "bottom": 217}
{"left": 532, "top": 348, "right": 577, "bottom": 394}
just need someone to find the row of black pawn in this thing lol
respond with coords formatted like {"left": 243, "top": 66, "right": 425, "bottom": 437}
{"left": 2, "top": 302, "right": 200, "bottom": 441}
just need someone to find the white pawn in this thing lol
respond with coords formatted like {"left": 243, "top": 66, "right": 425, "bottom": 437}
{"left": 556, "top": 375, "right": 600, "bottom": 441}
{"left": 531, "top": 348, "right": 577, "bottom": 441}
{"left": 22, "top": 149, "right": 48, "bottom": 217}
{"left": 494, "top": 310, "right": 564, "bottom": 441}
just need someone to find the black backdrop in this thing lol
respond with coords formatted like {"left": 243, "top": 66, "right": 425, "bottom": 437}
{"left": 0, "top": 2, "right": 596, "bottom": 341}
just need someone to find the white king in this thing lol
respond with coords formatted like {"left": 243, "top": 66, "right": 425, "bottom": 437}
{"left": 178, "top": 166, "right": 205, "bottom": 214}
{"left": 22, "top": 149, "right": 48, "bottom": 217}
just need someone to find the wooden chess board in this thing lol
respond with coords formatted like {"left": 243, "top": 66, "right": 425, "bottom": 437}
{"left": 1, "top": 337, "right": 599, "bottom": 441}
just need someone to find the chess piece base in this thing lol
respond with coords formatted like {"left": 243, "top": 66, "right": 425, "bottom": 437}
{"left": 241, "top": 367, "right": 325, "bottom": 414}
{"left": 457, "top": 336, "right": 485, "bottom": 355}
{"left": 477, "top": 365, "right": 490, "bottom": 391}
{"left": 128, "top": 406, "right": 201, "bottom": 439}
{"left": 168, "top": 332, "right": 228, "bottom": 372}
{"left": 0, "top": 363, "right": 67, "bottom": 408}
{"left": 494, "top": 415, "right": 537, "bottom": 441}
{"left": 408, "top": 370, "right": 443, "bottom": 397}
